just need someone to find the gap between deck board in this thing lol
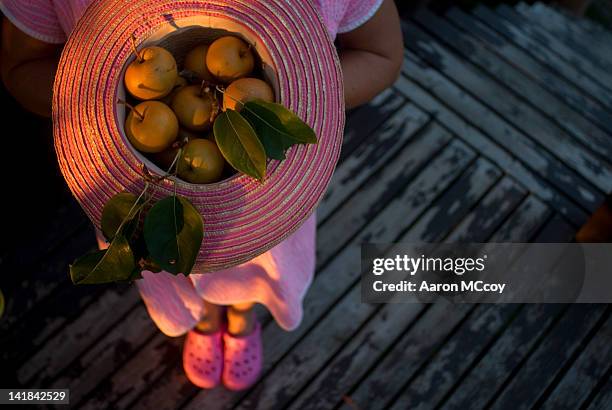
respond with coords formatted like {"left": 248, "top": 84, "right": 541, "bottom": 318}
{"left": 412, "top": 9, "right": 612, "bottom": 162}
{"left": 472, "top": 5, "right": 612, "bottom": 112}
{"left": 444, "top": 7, "right": 612, "bottom": 137}
{"left": 398, "top": 52, "right": 600, "bottom": 215}
{"left": 402, "top": 20, "right": 612, "bottom": 195}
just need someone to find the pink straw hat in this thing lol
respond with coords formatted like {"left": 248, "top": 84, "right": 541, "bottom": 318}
{"left": 53, "top": 0, "right": 344, "bottom": 273}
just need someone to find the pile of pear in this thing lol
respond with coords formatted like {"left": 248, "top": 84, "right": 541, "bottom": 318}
{"left": 123, "top": 36, "right": 274, "bottom": 184}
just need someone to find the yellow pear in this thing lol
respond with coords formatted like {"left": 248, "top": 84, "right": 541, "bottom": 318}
{"left": 124, "top": 101, "right": 178, "bottom": 153}
{"left": 178, "top": 139, "right": 225, "bottom": 184}
{"left": 148, "top": 128, "right": 199, "bottom": 170}
{"left": 124, "top": 46, "right": 178, "bottom": 100}
{"left": 161, "top": 76, "right": 188, "bottom": 105}
{"left": 223, "top": 77, "right": 274, "bottom": 111}
{"left": 206, "top": 36, "right": 254, "bottom": 83}
{"left": 171, "top": 85, "right": 218, "bottom": 131}
{"left": 184, "top": 44, "right": 214, "bottom": 81}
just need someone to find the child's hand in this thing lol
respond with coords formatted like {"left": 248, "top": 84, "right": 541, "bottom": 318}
{"left": 337, "top": 0, "right": 403, "bottom": 109}
{"left": 1, "top": 18, "right": 62, "bottom": 117}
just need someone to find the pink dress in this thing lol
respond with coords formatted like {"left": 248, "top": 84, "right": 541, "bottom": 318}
{"left": 1, "top": 0, "right": 383, "bottom": 334}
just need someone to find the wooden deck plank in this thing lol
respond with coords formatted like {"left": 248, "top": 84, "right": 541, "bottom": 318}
{"left": 446, "top": 8, "right": 612, "bottom": 135}
{"left": 340, "top": 88, "right": 406, "bottom": 162}
{"left": 107, "top": 306, "right": 272, "bottom": 410}
{"left": 530, "top": 213, "right": 577, "bottom": 243}
{"left": 341, "top": 190, "right": 550, "bottom": 410}
{"left": 516, "top": 3, "right": 612, "bottom": 70}
{"left": 387, "top": 196, "right": 551, "bottom": 410}
{"left": 587, "top": 372, "right": 612, "bottom": 410}
{"left": 522, "top": 3, "right": 612, "bottom": 64}
{"left": 393, "top": 74, "right": 588, "bottom": 227}
{"left": 413, "top": 9, "right": 612, "bottom": 161}
{"left": 397, "top": 157, "right": 502, "bottom": 242}
{"left": 542, "top": 313, "right": 612, "bottom": 409}
{"left": 284, "top": 295, "right": 425, "bottom": 410}
{"left": 319, "top": 102, "right": 430, "bottom": 223}
{"left": 288, "top": 158, "right": 502, "bottom": 410}
{"left": 398, "top": 51, "right": 600, "bottom": 214}
{"left": 496, "top": 4, "right": 612, "bottom": 93}
{"left": 17, "top": 285, "right": 139, "bottom": 387}
{"left": 190, "top": 140, "right": 476, "bottom": 410}
{"left": 402, "top": 20, "right": 612, "bottom": 195}
{"left": 472, "top": 5, "right": 612, "bottom": 111}
{"left": 489, "top": 304, "right": 610, "bottom": 409}
{"left": 238, "top": 285, "right": 381, "bottom": 410}
{"left": 445, "top": 7, "right": 612, "bottom": 136}
{"left": 553, "top": 4, "right": 612, "bottom": 45}
{"left": 443, "top": 303, "right": 565, "bottom": 409}
{"left": 435, "top": 212, "right": 575, "bottom": 409}
{"left": 571, "top": 14, "right": 612, "bottom": 44}
{"left": 82, "top": 115, "right": 455, "bottom": 410}
{"left": 48, "top": 306, "right": 156, "bottom": 406}
{"left": 316, "top": 123, "right": 453, "bottom": 263}
{"left": 79, "top": 302, "right": 268, "bottom": 409}
{"left": 339, "top": 303, "right": 472, "bottom": 410}
{"left": 389, "top": 304, "right": 520, "bottom": 410}
{"left": 487, "top": 195, "right": 551, "bottom": 242}
{"left": 445, "top": 177, "right": 527, "bottom": 242}
{"left": 2, "top": 282, "right": 102, "bottom": 365}
{"left": 80, "top": 334, "right": 183, "bottom": 410}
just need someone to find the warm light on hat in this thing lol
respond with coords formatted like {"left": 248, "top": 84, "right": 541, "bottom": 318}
{"left": 53, "top": 0, "right": 344, "bottom": 272}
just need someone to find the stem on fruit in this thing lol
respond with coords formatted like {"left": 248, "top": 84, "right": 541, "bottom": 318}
{"left": 117, "top": 99, "right": 144, "bottom": 121}
{"left": 241, "top": 42, "right": 254, "bottom": 58}
{"left": 140, "top": 147, "right": 183, "bottom": 189}
{"left": 215, "top": 85, "right": 246, "bottom": 109}
{"left": 167, "top": 147, "right": 183, "bottom": 175}
{"left": 130, "top": 34, "right": 144, "bottom": 63}
{"left": 210, "top": 97, "right": 219, "bottom": 122}
{"left": 199, "top": 80, "right": 213, "bottom": 97}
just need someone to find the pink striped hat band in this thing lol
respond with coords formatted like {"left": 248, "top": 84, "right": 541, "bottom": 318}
{"left": 53, "top": 0, "right": 345, "bottom": 273}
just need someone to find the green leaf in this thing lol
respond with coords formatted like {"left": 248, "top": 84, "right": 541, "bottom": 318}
{"left": 143, "top": 196, "right": 204, "bottom": 275}
{"left": 70, "top": 234, "right": 136, "bottom": 284}
{"left": 125, "top": 266, "right": 144, "bottom": 282}
{"left": 241, "top": 107, "right": 290, "bottom": 160}
{"left": 214, "top": 110, "right": 267, "bottom": 181}
{"left": 101, "top": 192, "right": 141, "bottom": 241}
{"left": 243, "top": 100, "right": 317, "bottom": 147}
{"left": 130, "top": 234, "right": 149, "bottom": 264}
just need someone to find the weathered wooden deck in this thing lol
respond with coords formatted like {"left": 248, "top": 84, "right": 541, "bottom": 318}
{"left": 1, "top": 2, "right": 611, "bottom": 409}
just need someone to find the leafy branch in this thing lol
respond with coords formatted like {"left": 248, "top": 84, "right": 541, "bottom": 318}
{"left": 70, "top": 145, "right": 203, "bottom": 284}
{"left": 69, "top": 93, "right": 317, "bottom": 285}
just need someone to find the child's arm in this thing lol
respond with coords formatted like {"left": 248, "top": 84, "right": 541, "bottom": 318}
{"left": 337, "top": 0, "right": 403, "bottom": 109}
{"left": 1, "top": 18, "right": 62, "bottom": 117}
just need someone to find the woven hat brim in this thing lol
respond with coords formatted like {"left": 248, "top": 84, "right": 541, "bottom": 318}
{"left": 53, "top": 0, "right": 344, "bottom": 272}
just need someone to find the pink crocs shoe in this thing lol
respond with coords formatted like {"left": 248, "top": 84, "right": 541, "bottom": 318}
{"left": 222, "top": 322, "right": 263, "bottom": 391}
{"left": 183, "top": 328, "right": 224, "bottom": 389}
